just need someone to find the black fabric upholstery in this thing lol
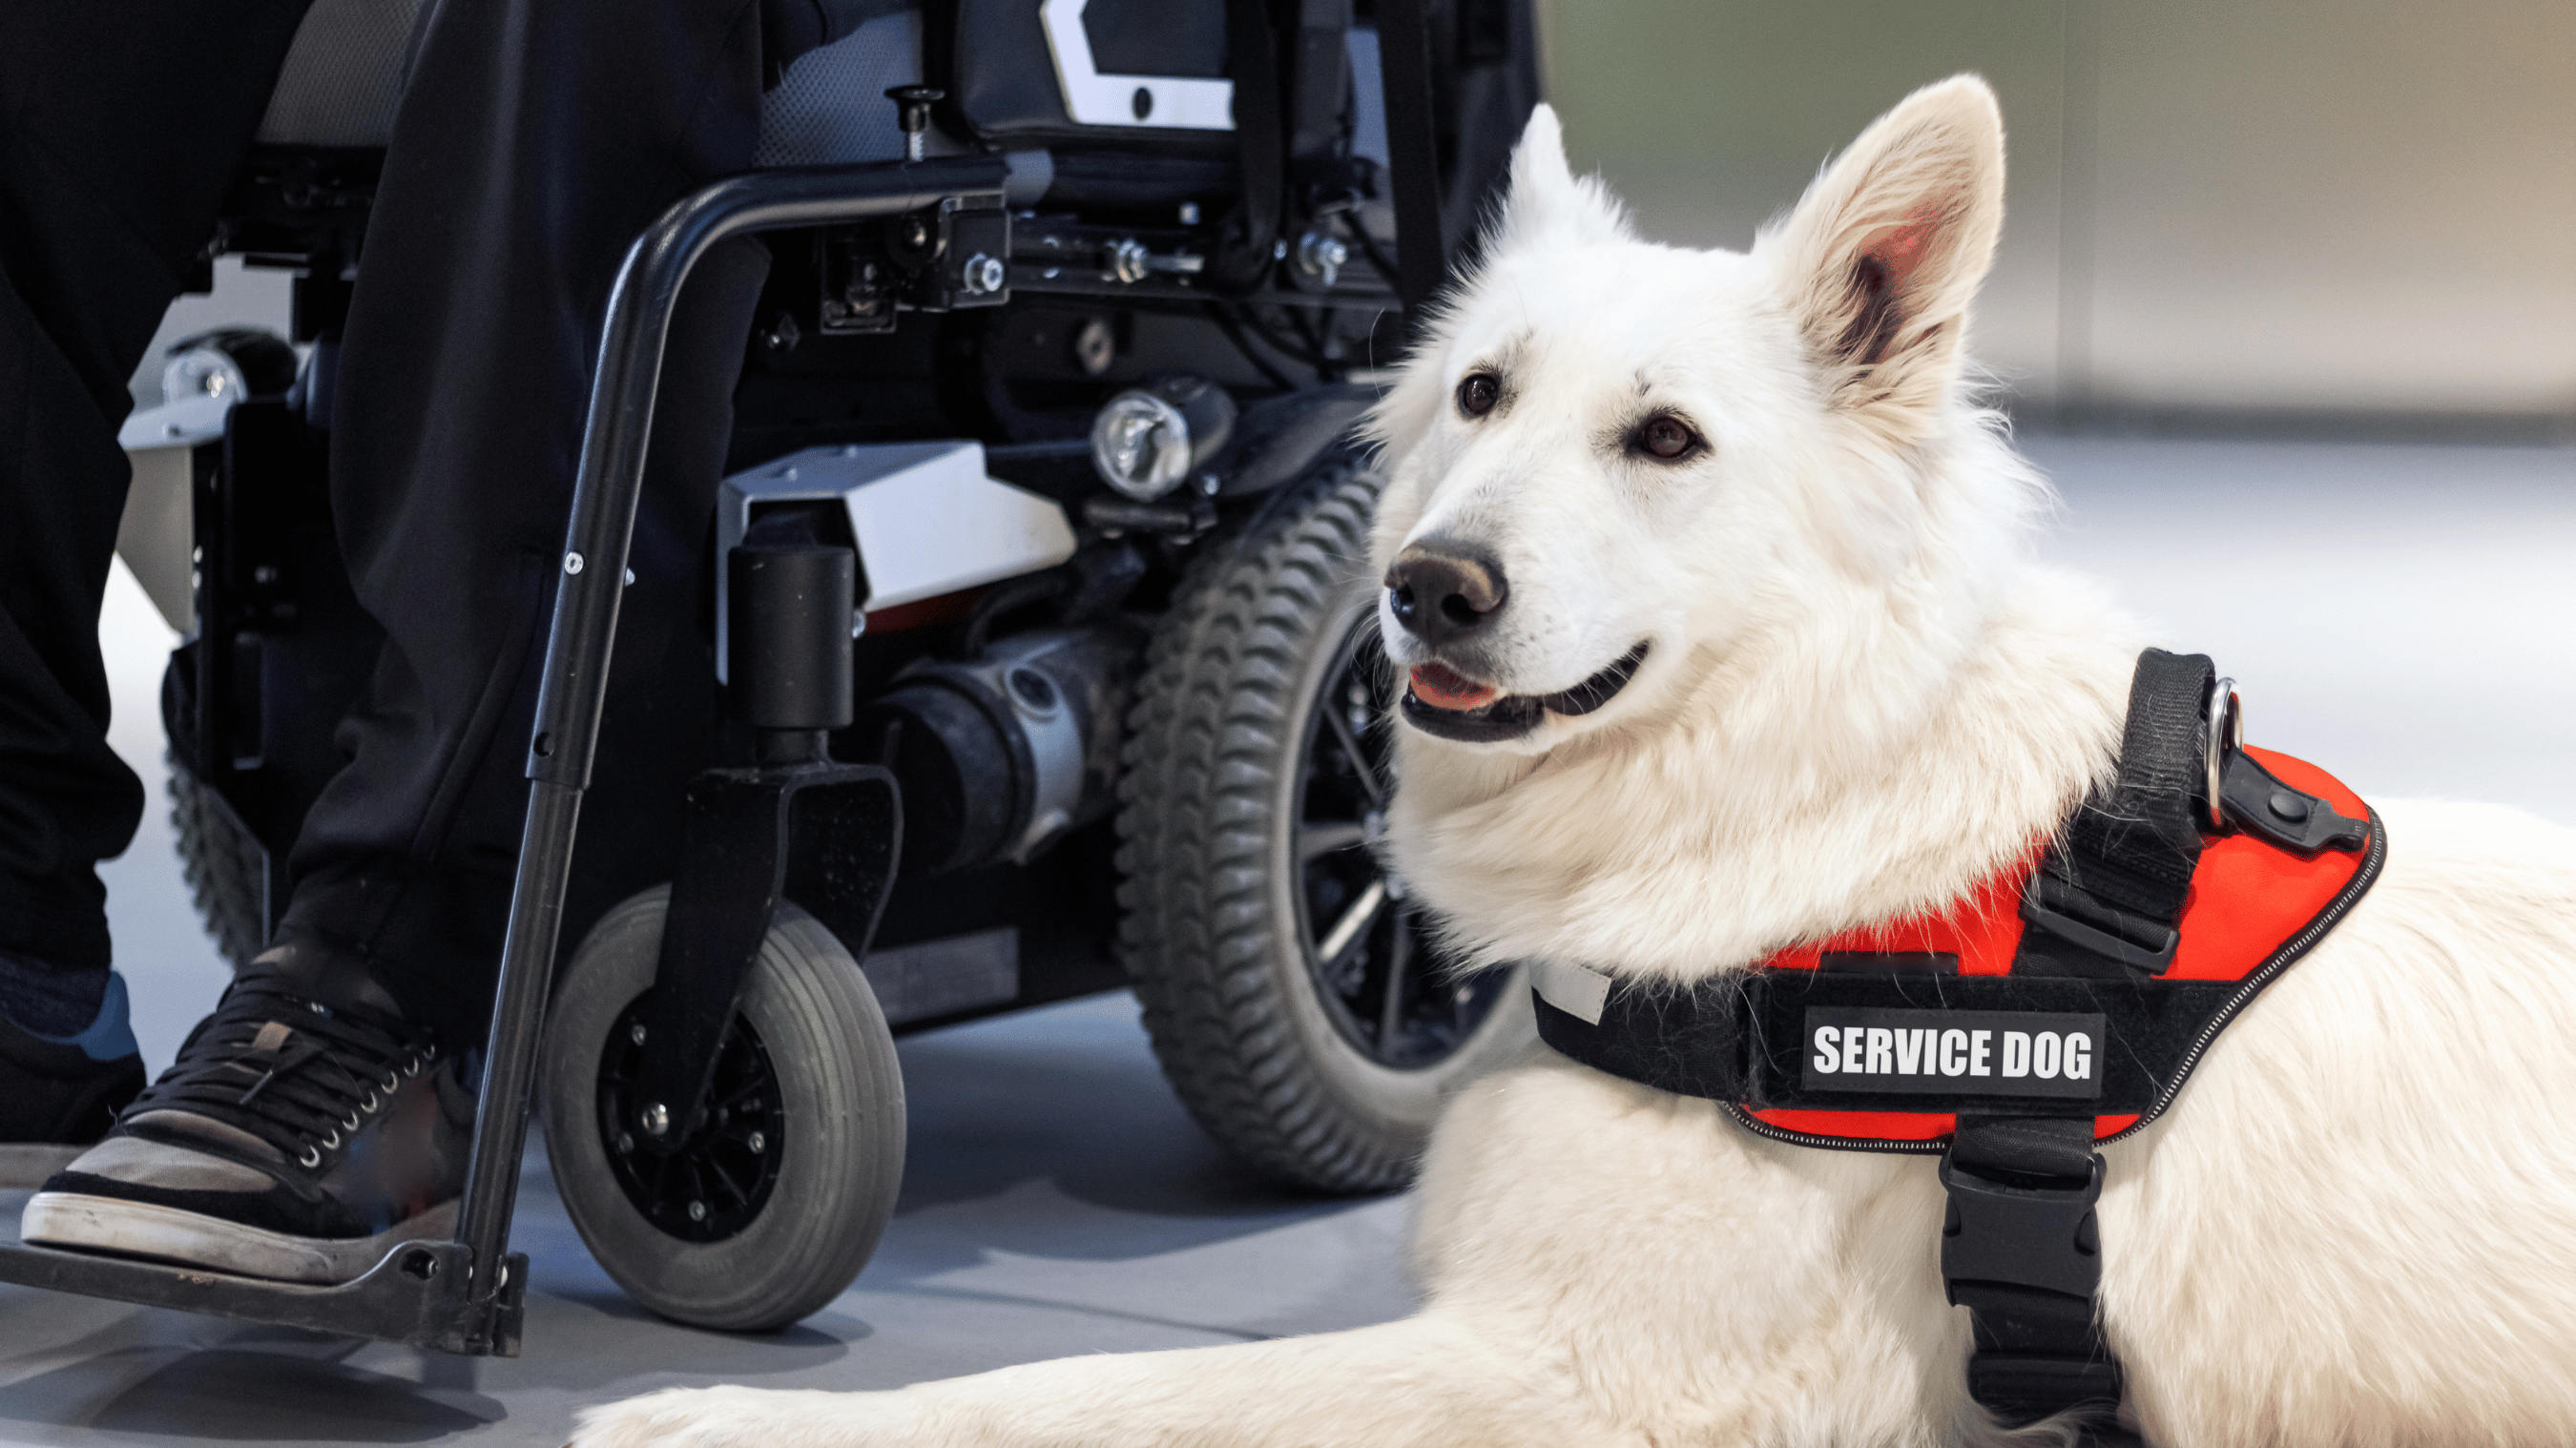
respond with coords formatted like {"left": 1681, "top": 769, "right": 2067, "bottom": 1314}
{"left": 254, "top": 0, "right": 435, "bottom": 149}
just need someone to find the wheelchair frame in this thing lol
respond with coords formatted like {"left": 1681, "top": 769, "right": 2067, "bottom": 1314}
{"left": 0, "top": 0, "right": 1511, "bottom": 1355}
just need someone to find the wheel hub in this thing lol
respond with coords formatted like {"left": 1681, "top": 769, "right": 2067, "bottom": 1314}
{"left": 596, "top": 995, "right": 786, "bottom": 1243}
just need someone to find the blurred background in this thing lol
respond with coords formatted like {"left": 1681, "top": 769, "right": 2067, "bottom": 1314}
{"left": 1539, "top": 0, "right": 2576, "bottom": 435}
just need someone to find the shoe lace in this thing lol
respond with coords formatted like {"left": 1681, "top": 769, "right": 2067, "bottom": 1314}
{"left": 124, "top": 979, "right": 437, "bottom": 1174}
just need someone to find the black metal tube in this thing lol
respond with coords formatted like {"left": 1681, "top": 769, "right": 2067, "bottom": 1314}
{"left": 456, "top": 778, "right": 580, "bottom": 1309}
{"left": 453, "top": 156, "right": 1012, "bottom": 1301}
{"left": 1376, "top": 0, "right": 1446, "bottom": 330}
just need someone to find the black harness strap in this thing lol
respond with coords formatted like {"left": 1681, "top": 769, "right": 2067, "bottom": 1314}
{"left": 2014, "top": 650, "right": 2212, "bottom": 979}
{"left": 1952, "top": 652, "right": 2212, "bottom": 1427}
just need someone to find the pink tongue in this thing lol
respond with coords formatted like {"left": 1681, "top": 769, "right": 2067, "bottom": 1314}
{"left": 1410, "top": 662, "right": 1500, "bottom": 711}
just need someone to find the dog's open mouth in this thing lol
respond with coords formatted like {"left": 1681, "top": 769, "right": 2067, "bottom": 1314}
{"left": 1400, "top": 644, "right": 1650, "bottom": 742}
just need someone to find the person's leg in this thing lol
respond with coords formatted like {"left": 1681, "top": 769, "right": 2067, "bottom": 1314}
{"left": 27, "top": 0, "right": 797, "bottom": 1278}
{"left": 279, "top": 0, "right": 776, "bottom": 1049}
{"left": 0, "top": 0, "right": 313, "bottom": 1183}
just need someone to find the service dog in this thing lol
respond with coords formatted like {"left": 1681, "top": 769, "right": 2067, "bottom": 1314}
{"left": 575, "top": 75, "right": 2576, "bottom": 1447}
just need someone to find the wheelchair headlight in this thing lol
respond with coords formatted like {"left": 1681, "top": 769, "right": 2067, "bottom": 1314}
{"left": 162, "top": 346, "right": 249, "bottom": 407}
{"left": 1090, "top": 377, "right": 1236, "bottom": 502}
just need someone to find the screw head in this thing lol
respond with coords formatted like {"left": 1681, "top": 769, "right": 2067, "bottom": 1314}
{"left": 640, "top": 1101, "right": 671, "bottom": 1137}
{"left": 629, "top": 1022, "right": 647, "bottom": 1045}
{"left": 563, "top": 551, "right": 585, "bottom": 575}
{"left": 616, "top": 1131, "right": 634, "bottom": 1154}
{"left": 1072, "top": 318, "right": 1114, "bottom": 376}
{"left": 1106, "top": 238, "right": 1150, "bottom": 285}
{"left": 747, "top": 1130, "right": 766, "bottom": 1155}
{"left": 1295, "top": 232, "right": 1348, "bottom": 288}
{"left": 687, "top": 1200, "right": 707, "bottom": 1222}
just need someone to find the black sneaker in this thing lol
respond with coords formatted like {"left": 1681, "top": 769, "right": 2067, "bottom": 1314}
{"left": 20, "top": 941, "right": 472, "bottom": 1284}
{"left": 0, "top": 972, "right": 146, "bottom": 1189}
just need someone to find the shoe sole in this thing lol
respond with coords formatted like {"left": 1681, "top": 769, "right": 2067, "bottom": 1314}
{"left": 19, "top": 1191, "right": 461, "bottom": 1285}
{"left": 0, "top": 1144, "right": 86, "bottom": 1191}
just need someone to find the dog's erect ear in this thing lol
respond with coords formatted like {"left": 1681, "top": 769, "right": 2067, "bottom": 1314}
{"left": 1761, "top": 75, "right": 2005, "bottom": 436}
{"left": 1492, "top": 104, "right": 1630, "bottom": 253}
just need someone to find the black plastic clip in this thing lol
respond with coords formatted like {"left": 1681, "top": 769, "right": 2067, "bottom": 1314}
{"left": 1942, "top": 1143, "right": 2122, "bottom": 1424}
{"left": 2019, "top": 874, "right": 2179, "bottom": 976}
{"left": 2217, "top": 750, "right": 2369, "bottom": 854}
{"left": 1940, "top": 1151, "right": 2105, "bottom": 1302}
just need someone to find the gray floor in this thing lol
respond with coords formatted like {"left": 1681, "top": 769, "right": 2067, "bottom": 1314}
{"left": 2, "top": 433, "right": 2570, "bottom": 1445}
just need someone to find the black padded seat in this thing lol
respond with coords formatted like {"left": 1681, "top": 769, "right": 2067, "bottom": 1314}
{"left": 755, "top": 9, "right": 945, "bottom": 167}
{"left": 250, "top": 0, "right": 951, "bottom": 166}
{"left": 253, "top": 0, "right": 434, "bottom": 149}
{"left": 242, "top": 0, "right": 1277, "bottom": 219}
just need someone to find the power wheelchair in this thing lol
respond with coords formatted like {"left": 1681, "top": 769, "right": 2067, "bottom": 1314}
{"left": 0, "top": 0, "right": 1540, "bottom": 1356}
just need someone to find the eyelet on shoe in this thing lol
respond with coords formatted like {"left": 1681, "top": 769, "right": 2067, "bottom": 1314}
{"left": 322, "top": 1129, "right": 342, "bottom": 1149}
{"left": 341, "top": 1110, "right": 361, "bottom": 1131}
{"left": 381, "top": 1070, "right": 400, "bottom": 1092}
{"left": 361, "top": 1091, "right": 380, "bottom": 1112}
{"left": 300, "top": 1146, "right": 322, "bottom": 1168}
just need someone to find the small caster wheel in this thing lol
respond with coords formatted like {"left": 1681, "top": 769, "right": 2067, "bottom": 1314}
{"left": 540, "top": 885, "right": 904, "bottom": 1331}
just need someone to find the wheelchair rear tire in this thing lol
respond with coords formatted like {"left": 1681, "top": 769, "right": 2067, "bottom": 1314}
{"left": 168, "top": 757, "right": 266, "bottom": 972}
{"left": 1117, "top": 461, "right": 1532, "bottom": 1194}
{"left": 539, "top": 885, "right": 904, "bottom": 1332}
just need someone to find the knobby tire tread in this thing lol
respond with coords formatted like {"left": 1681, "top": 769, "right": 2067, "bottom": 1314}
{"left": 168, "top": 757, "right": 265, "bottom": 970}
{"left": 1116, "top": 461, "right": 1412, "bottom": 1193}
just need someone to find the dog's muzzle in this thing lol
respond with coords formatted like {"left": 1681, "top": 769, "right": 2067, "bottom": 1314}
{"left": 1400, "top": 643, "right": 1650, "bottom": 742}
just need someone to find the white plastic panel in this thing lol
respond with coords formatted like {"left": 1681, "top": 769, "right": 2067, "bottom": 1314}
{"left": 716, "top": 441, "right": 1079, "bottom": 681}
{"left": 1040, "top": 0, "right": 1235, "bottom": 131}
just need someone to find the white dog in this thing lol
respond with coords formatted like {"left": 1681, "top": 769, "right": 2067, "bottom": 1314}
{"left": 575, "top": 76, "right": 2576, "bottom": 1447}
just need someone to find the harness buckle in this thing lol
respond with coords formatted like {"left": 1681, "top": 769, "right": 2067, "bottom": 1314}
{"left": 1939, "top": 1150, "right": 2104, "bottom": 1302}
{"left": 2019, "top": 874, "right": 2178, "bottom": 975}
{"left": 1942, "top": 1142, "right": 2122, "bottom": 1423}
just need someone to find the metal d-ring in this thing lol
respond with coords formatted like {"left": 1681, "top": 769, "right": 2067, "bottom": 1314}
{"left": 2205, "top": 674, "right": 2242, "bottom": 831}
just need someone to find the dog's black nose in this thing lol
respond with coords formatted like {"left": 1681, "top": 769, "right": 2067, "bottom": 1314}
{"left": 1385, "top": 543, "right": 1508, "bottom": 647}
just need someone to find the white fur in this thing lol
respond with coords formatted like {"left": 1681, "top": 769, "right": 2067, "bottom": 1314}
{"left": 571, "top": 76, "right": 2576, "bottom": 1448}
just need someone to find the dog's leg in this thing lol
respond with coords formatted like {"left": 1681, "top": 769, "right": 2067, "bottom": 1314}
{"left": 566, "top": 1312, "right": 1619, "bottom": 1448}
{"left": 573, "top": 1055, "right": 1968, "bottom": 1448}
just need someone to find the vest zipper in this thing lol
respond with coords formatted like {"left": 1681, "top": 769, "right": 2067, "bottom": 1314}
{"left": 2095, "top": 806, "right": 2386, "bottom": 1145}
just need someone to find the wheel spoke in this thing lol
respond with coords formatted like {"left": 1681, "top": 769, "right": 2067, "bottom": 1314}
{"left": 706, "top": 1154, "right": 750, "bottom": 1208}
{"left": 1315, "top": 878, "right": 1388, "bottom": 964}
{"left": 1319, "top": 696, "right": 1387, "bottom": 808}
{"left": 1377, "top": 905, "right": 1416, "bottom": 1046}
{"left": 1298, "top": 820, "right": 1368, "bottom": 860}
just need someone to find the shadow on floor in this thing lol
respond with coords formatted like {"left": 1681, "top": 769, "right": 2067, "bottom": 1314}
{"left": 0, "top": 1340, "right": 503, "bottom": 1442}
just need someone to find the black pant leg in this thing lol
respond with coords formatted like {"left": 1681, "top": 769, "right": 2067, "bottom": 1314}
{"left": 281, "top": 0, "right": 778, "bottom": 1045}
{"left": 0, "top": 1, "right": 313, "bottom": 974}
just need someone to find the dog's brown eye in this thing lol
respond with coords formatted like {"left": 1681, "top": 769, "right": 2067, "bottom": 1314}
{"left": 1635, "top": 415, "right": 1698, "bottom": 461}
{"left": 1456, "top": 373, "right": 1500, "bottom": 419}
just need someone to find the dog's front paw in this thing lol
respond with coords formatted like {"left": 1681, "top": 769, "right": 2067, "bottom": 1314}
{"left": 569, "top": 1385, "right": 905, "bottom": 1448}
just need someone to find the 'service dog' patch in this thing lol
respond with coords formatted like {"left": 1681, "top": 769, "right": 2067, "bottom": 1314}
{"left": 1801, "top": 1008, "right": 2105, "bottom": 1099}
